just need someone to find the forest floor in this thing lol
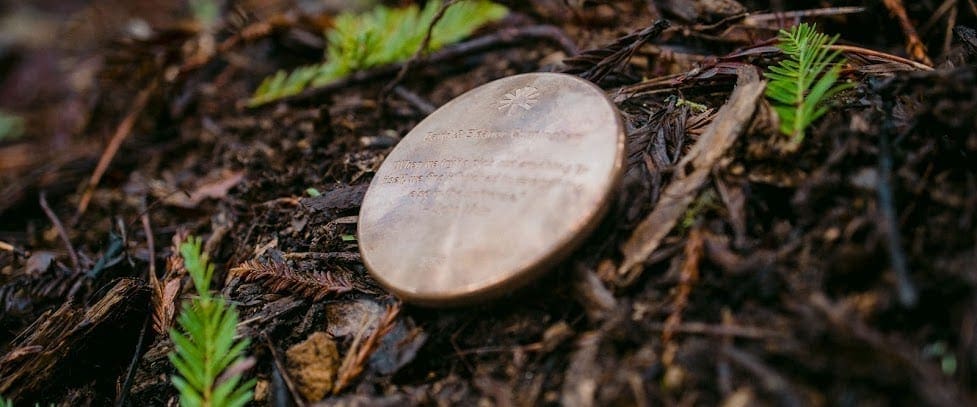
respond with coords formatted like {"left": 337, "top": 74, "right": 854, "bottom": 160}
{"left": 2, "top": 0, "right": 977, "bottom": 405}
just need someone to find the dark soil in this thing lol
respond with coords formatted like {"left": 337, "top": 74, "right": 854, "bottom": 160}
{"left": 2, "top": 0, "right": 977, "bottom": 405}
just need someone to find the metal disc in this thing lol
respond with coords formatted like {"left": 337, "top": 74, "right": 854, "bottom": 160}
{"left": 357, "top": 72, "right": 625, "bottom": 306}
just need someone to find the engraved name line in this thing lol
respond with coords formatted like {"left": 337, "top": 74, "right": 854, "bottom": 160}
{"left": 408, "top": 187, "right": 518, "bottom": 202}
{"left": 381, "top": 171, "right": 586, "bottom": 193}
{"left": 392, "top": 158, "right": 589, "bottom": 175}
{"left": 420, "top": 201, "right": 492, "bottom": 215}
{"left": 423, "top": 128, "right": 582, "bottom": 143}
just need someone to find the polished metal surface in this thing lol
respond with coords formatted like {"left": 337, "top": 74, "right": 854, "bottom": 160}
{"left": 358, "top": 73, "right": 624, "bottom": 306}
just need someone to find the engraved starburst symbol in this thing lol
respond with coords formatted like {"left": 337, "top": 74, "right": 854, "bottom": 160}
{"left": 498, "top": 86, "right": 540, "bottom": 116}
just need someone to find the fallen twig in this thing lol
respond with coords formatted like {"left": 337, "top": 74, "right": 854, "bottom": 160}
{"left": 141, "top": 213, "right": 158, "bottom": 292}
{"left": 742, "top": 7, "right": 866, "bottom": 27}
{"left": 717, "top": 311, "right": 736, "bottom": 395}
{"left": 114, "top": 315, "right": 150, "bottom": 407}
{"left": 723, "top": 347, "right": 803, "bottom": 407}
{"left": 878, "top": 106, "right": 918, "bottom": 307}
{"left": 571, "top": 264, "right": 617, "bottom": 322}
{"left": 646, "top": 321, "right": 783, "bottom": 339}
{"left": 919, "top": 0, "right": 957, "bottom": 37}
{"left": 0, "top": 240, "right": 27, "bottom": 257}
{"left": 829, "top": 44, "right": 933, "bottom": 71}
{"left": 76, "top": 81, "right": 158, "bottom": 221}
{"left": 39, "top": 191, "right": 79, "bottom": 273}
{"left": 942, "top": 5, "right": 958, "bottom": 57}
{"left": 393, "top": 86, "right": 437, "bottom": 115}
{"left": 383, "top": 0, "right": 459, "bottom": 96}
{"left": 661, "top": 227, "right": 704, "bottom": 366}
{"left": 282, "top": 252, "right": 361, "bottom": 262}
{"left": 333, "top": 303, "right": 401, "bottom": 394}
{"left": 881, "top": 0, "right": 933, "bottom": 66}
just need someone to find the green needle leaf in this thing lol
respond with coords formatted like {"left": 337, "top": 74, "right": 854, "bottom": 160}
{"left": 169, "top": 236, "right": 254, "bottom": 407}
{"left": 763, "top": 23, "right": 849, "bottom": 143}
{"left": 249, "top": 0, "right": 508, "bottom": 106}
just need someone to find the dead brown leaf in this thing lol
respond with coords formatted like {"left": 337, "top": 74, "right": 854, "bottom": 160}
{"left": 161, "top": 170, "right": 245, "bottom": 208}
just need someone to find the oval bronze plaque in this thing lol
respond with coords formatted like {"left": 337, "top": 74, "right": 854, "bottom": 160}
{"left": 358, "top": 73, "right": 624, "bottom": 306}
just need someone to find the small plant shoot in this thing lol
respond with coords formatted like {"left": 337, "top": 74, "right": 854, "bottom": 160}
{"left": 169, "top": 236, "right": 255, "bottom": 407}
{"left": 764, "top": 23, "right": 851, "bottom": 142}
{"left": 250, "top": 0, "right": 507, "bottom": 106}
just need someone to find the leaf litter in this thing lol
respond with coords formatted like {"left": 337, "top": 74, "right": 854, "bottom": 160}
{"left": 0, "top": 0, "right": 976, "bottom": 405}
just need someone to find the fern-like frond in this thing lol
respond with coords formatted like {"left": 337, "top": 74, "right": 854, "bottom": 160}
{"left": 169, "top": 237, "right": 255, "bottom": 407}
{"left": 229, "top": 260, "right": 355, "bottom": 300}
{"left": 249, "top": 0, "right": 507, "bottom": 106}
{"left": 180, "top": 236, "right": 214, "bottom": 298}
{"left": 763, "top": 23, "right": 851, "bottom": 142}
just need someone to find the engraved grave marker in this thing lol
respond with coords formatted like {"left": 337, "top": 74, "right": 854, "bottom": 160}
{"left": 358, "top": 73, "right": 625, "bottom": 305}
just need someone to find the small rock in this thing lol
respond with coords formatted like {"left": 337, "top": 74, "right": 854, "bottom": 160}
{"left": 253, "top": 379, "right": 269, "bottom": 402}
{"left": 24, "top": 251, "right": 56, "bottom": 274}
{"left": 720, "top": 387, "right": 755, "bottom": 407}
{"left": 286, "top": 331, "right": 340, "bottom": 402}
{"left": 850, "top": 167, "right": 879, "bottom": 190}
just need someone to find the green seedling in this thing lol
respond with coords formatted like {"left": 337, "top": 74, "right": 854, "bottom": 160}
{"left": 764, "top": 23, "right": 851, "bottom": 142}
{"left": 169, "top": 236, "right": 255, "bottom": 407}
{"left": 250, "top": 0, "right": 507, "bottom": 106}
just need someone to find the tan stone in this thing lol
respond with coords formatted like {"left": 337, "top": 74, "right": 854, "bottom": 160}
{"left": 286, "top": 331, "right": 340, "bottom": 402}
